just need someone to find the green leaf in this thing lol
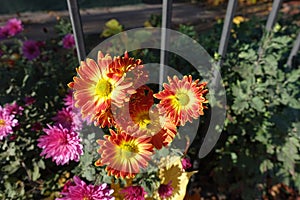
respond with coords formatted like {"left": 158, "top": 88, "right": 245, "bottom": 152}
{"left": 251, "top": 96, "right": 265, "bottom": 112}
{"left": 32, "top": 162, "right": 40, "bottom": 181}
{"left": 259, "top": 159, "right": 274, "bottom": 173}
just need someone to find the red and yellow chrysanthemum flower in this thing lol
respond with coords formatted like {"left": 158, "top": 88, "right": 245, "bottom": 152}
{"left": 107, "top": 51, "right": 148, "bottom": 89}
{"left": 115, "top": 86, "right": 177, "bottom": 149}
{"left": 95, "top": 127, "right": 153, "bottom": 179}
{"left": 154, "top": 75, "right": 208, "bottom": 126}
{"left": 68, "top": 51, "right": 137, "bottom": 127}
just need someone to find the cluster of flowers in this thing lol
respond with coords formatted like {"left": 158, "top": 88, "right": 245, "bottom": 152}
{"left": 1, "top": 17, "right": 208, "bottom": 199}
{"left": 68, "top": 51, "right": 208, "bottom": 178}
{"left": 39, "top": 50, "right": 206, "bottom": 199}
{"left": 0, "top": 97, "right": 42, "bottom": 141}
{"left": 37, "top": 92, "right": 84, "bottom": 165}
{"left": 55, "top": 156, "right": 192, "bottom": 200}
{"left": 0, "top": 18, "right": 75, "bottom": 61}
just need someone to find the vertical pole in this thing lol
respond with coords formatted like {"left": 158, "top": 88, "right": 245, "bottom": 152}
{"left": 159, "top": 0, "right": 173, "bottom": 90}
{"left": 265, "top": 0, "right": 283, "bottom": 31}
{"left": 287, "top": 32, "right": 300, "bottom": 68}
{"left": 217, "top": 0, "right": 238, "bottom": 68}
{"left": 67, "top": 0, "right": 86, "bottom": 64}
{"left": 258, "top": 0, "right": 282, "bottom": 62}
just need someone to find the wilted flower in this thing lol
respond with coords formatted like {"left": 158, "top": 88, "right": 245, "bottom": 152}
{"left": 24, "top": 96, "right": 36, "bottom": 105}
{"left": 62, "top": 34, "right": 75, "bottom": 49}
{"left": 120, "top": 185, "right": 146, "bottom": 200}
{"left": 31, "top": 122, "right": 43, "bottom": 132}
{"left": 57, "top": 176, "right": 114, "bottom": 200}
{"left": 22, "top": 40, "right": 41, "bottom": 60}
{"left": 37, "top": 124, "right": 83, "bottom": 165}
{"left": 0, "top": 106, "right": 18, "bottom": 140}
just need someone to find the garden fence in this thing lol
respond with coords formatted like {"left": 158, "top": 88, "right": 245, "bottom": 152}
{"left": 66, "top": 0, "right": 300, "bottom": 157}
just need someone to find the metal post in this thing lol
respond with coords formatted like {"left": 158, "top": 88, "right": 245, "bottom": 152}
{"left": 67, "top": 0, "right": 86, "bottom": 64}
{"left": 217, "top": 0, "right": 238, "bottom": 68}
{"left": 159, "top": 0, "right": 173, "bottom": 90}
{"left": 265, "top": 0, "right": 283, "bottom": 31}
{"left": 287, "top": 32, "right": 300, "bottom": 68}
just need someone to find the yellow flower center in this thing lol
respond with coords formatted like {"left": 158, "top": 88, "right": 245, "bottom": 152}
{"left": 0, "top": 119, "right": 6, "bottom": 127}
{"left": 176, "top": 92, "right": 190, "bottom": 106}
{"left": 119, "top": 141, "right": 139, "bottom": 158}
{"left": 95, "top": 79, "right": 112, "bottom": 97}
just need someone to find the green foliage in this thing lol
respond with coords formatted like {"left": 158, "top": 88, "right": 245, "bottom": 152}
{"left": 0, "top": 19, "right": 77, "bottom": 199}
{"left": 210, "top": 18, "right": 300, "bottom": 199}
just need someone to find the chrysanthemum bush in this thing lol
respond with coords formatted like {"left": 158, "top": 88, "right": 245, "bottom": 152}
{"left": 0, "top": 17, "right": 208, "bottom": 200}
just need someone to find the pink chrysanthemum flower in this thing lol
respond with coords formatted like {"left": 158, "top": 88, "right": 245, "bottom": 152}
{"left": 181, "top": 157, "right": 192, "bottom": 170}
{"left": 154, "top": 75, "right": 208, "bottom": 126}
{"left": 0, "top": 106, "right": 18, "bottom": 140}
{"left": 22, "top": 40, "right": 41, "bottom": 60}
{"left": 31, "top": 122, "right": 43, "bottom": 132}
{"left": 52, "top": 107, "right": 82, "bottom": 131}
{"left": 95, "top": 128, "right": 153, "bottom": 179}
{"left": 57, "top": 176, "right": 114, "bottom": 200}
{"left": 158, "top": 181, "right": 174, "bottom": 199}
{"left": 24, "top": 96, "right": 36, "bottom": 106}
{"left": 62, "top": 34, "right": 75, "bottom": 49}
{"left": 37, "top": 124, "right": 83, "bottom": 165}
{"left": 63, "top": 91, "right": 74, "bottom": 109}
{"left": 68, "top": 51, "right": 135, "bottom": 127}
{"left": 0, "top": 26, "right": 10, "bottom": 39}
{"left": 5, "top": 18, "right": 23, "bottom": 36}
{"left": 120, "top": 186, "right": 146, "bottom": 200}
{"left": 4, "top": 102, "right": 23, "bottom": 115}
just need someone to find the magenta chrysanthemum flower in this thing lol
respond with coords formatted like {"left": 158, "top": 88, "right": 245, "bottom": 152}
{"left": 37, "top": 124, "right": 83, "bottom": 165}
{"left": 62, "top": 34, "right": 75, "bottom": 49}
{"left": 52, "top": 108, "right": 82, "bottom": 131}
{"left": 158, "top": 181, "right": 174, "bottom": 199}
{"left": 31, "top": 122, "right": 43, "bottom": 132}
{"left": 63, "top": 91, "right": 74, "bottom": 109}
{"left": 0, "top": 26, "right": 10, "bottom": 40}
{"left": 56, "top": 176, "right": 114, "bottom": 200}
{"left": 24, "top": 96, "right": 36, "bottom": 106}
{"left": 5, "top": 18, "right": 23, "bottom": 36}
{"left": 0, "top": 106, "right": 18, "bottom": 140}
{"left": 120, "top": 186, "right": 146, "bottom": 200}
{"left": 181, "top": 157, "right": 192, "bottom": 170}
{"left": 4, "top": 102, "right": 23, "bottom": 115}
{"left": 22, "top": 40, "right": 40, "bottom": 60}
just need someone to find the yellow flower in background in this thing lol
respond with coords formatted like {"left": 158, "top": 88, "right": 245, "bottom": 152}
{"left": 101, "top": 19, "right": 123, "bottom": 38}
{"left": 233, "top": 16, "right": 246, "bottom": 26}
{"left": 155, "top": 156, "right": 197, "bottom": 200}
